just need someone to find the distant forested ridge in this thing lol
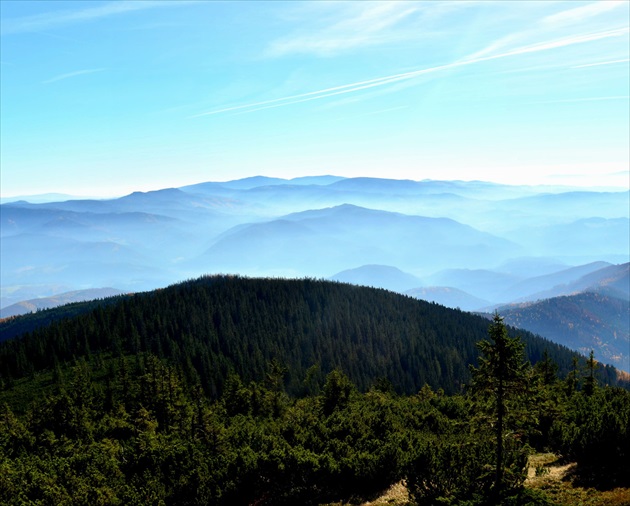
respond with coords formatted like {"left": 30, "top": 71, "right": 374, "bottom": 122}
{"left": 0, "top": 276, "right": 619, "bottom": 397}
{"left": 498, "top": 291, "right": 630, "bottom": 371}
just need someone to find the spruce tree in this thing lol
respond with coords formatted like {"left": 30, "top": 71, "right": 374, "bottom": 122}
{"left": 583, "top": 350, "right": 598, "bottom": 396}
{"left": 470, "top": 312, "right": 531, "bottom": 499}
{"left": 565, "top": 355, "right": 580, "bottom": 396}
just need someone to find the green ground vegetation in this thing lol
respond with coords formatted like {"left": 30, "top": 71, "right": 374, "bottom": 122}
{"left": 0, "top": 278, "right": 628, "bottom": 505}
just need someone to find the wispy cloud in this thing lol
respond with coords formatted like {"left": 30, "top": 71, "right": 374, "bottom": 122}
{"left": 464, "top": 27, "right": 628, "bottom": 63}
{"left": 42, "top": 68, "right": 106, "bottom": 84}
{"left": 571, "top": 58, "right": 630, "bottom": 68}
{"left": 472, "top": 27, "right": 628, "bottom": 61}
{"left": 529, "top": 95, "right": 629, "bottom": 104}
{"left": 266, "top": 1, "right": 435, "bottom": 58}
{"left": 466, "top": 1, "right": 628, "bottom": 63}
{"left": 542, "top": 1, "right": 624, "bottom": 28}
{"left": 194, "top": 26, "right": 628, "bottom": 118}
{"left": 190, "top": 71, "right": 425, "bottom": 118}
{"left": 1, "top": 1, "right": 191, "bottom": 35}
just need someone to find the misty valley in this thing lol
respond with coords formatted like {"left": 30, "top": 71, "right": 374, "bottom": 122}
{"left": 2, "top": 0, "right": 629, "bottom": 503}
{"left": 1, "top": 176, "right": 630, "bottom": 506}
{"left": 2, "top": 176, "right": 628, "bottom": 371}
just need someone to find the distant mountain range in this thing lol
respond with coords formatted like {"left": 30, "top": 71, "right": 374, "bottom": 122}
{"left": 195, "top": 204, "right": 520, "bottom": 278}
{"left": 330, "top": 265, "right": 422, "bottom": 293}
{"left": 1, "top": 175, "right": 628, "bottom": 367}
{"left": 0, "top": 193, "right": 100, "bottom": 204}
{"left": 423, "top": 261, "right": 628, "bottom": 306}
{"left": 0, "top": 288, "right": 125, "bottom": 319}
{"left": 407, "top": 286, "right": 491, "bottom": 312}
{"left": 329, "top": 261, "right": 626, "bottom": 307}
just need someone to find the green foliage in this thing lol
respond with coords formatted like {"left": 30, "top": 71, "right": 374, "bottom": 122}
{"left": 1, "top": 276, "right": 590, "bottom": 398}
{"left": 0, "top": 343, "right": 626, "bottom": 505}
{"left": 0, "top": 278, "right": 626, "bottom": 504}
{"left": 550, "top": 386, "right": 630, "bottom": 488}
{"left": 322, "top": 369, "right": 354, "bottom": 415}
{"left": 406, "top": 434, "right": 494, "bottom": 505}
{"left": 469, "top": 313, "right": 532, "bottom": 499}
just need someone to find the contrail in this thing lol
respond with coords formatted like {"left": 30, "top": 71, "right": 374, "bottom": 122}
{"left": 42, "top": 68, "right": 105, "bottom": 84}
{"left": 191, "top": 27, "right": 629, "bottom": 118}
{"left": 571, "top": 58, "right": 630, "bottom": 68}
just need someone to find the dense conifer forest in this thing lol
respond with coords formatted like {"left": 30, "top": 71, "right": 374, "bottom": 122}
{"left": 1, "top": 276, "right": 621, "bottom": 395}
{"left": 1, "top": 276, "right": 628, "bottom": 505}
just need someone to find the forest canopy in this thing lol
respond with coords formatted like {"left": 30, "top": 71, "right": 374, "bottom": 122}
{"left": 1, "top": 275, "right": 619, "bottom": 396}
{"left": 1, "top": 276, "right": 628, "bottom": 505}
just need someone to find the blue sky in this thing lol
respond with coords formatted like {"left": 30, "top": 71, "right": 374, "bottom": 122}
{"left": 1, "top": 0, "right": 628, "bottom": 197}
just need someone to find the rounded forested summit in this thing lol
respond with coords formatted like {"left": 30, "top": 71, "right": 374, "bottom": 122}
{"left": 1, "top": 275, "right": 609, "bottom": 397}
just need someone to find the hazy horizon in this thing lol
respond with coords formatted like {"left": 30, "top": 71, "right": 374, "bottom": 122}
{"left": 1, "top": 172, "right": 629, "bottom": 202}
{"left": 1, "top": 1, "right": 629, "bottom": 197}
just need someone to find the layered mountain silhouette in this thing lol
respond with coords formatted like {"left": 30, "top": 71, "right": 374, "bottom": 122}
{"left": 1, "top": 176, "right": 628, "bottom": 367}
{"left": 406, "top": 286, "right": 491, "bottom": 312}
{"left": 330, "top": 265, "right": 422, "bottom": 293}
{"left": 196, "top": 205, "right": 520, "bottom": 278}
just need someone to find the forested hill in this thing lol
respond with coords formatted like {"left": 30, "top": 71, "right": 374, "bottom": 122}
{"left": 0, "top": 276, "right": 618, "bottom": 396}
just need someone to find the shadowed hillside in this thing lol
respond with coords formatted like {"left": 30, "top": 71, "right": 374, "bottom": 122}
{"left": 497, "top": 291, "right": 630, "bottom": 372}
{"left": 2, "top": 276, "right": 613, "bottom": 397}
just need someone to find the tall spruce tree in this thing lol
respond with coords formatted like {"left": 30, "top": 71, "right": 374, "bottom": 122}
{"left": 470, "top": 312, "right": 531, "bottom": 499}
{"left": 583, "top": 349, "right": 598, "bottom": 396}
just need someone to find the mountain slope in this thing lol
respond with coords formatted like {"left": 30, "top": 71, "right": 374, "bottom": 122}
{"left": 523, "top": 263, "right": 629, "bottom": 302}
{"left": 0, "top": 233, "right": 170, "bottom": 297}
{"left": 497, "top": 291, "right": 630, "bottom": 371}
{"left": 425, "top": 268, "right": 522, "bottom": 303}
{"left": 498, "top": 191, "right": 630, "bottom": 222}
{"left": 407, "top": 287, "right": 491, "bottom": 311}
{"left": 0, "top": 288, "right": 125, "bottom": 319}
{"left": 197, "top": 205, "right": 521, "bottom": 277}
{"left": 1, "top": 276, "right": 601, "bottom": 397}
{"left": 505, "top": 217, "right": 629, "bottom": 262}
{"left": 498, "top": 261, "right": 613, "bottom": 302}
{"left": 330, "top": 265, "right": 423, "bottom": 293}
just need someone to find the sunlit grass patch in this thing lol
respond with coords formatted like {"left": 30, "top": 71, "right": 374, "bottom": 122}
{"left": 527, "top": 453, "right": 630, "bottom": 506}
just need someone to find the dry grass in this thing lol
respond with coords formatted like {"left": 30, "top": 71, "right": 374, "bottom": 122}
{"left": 526, "top": 453, "right": 630, "bottom": 506}
{"left": 320, "top": 455, "right": 630, "bottom": 506}
{"left": 319, "top": 481, "right": 410, "bottom": 506}
{"left": 358, "top": 482, "right": 409, "bottom": 506}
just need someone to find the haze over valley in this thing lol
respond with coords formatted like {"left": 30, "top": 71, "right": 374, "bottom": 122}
{"left": 2, "top": 2, "right": 630, "bottom": 503}
{"left": 2, "top": 176, "right": 628, "bottom": 370}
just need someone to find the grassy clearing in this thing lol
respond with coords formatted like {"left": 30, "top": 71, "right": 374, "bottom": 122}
{"left": 357, "top": 482, "right": 410, "bottom": 506}
{"left": 319, "top": 482, "right": 410, "bottom": 506}
{"left": 526, "top": 453, "right": 630, "bottom": 506}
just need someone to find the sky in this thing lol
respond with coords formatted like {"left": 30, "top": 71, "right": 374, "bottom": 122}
{"left": 1, "top": 0, "right": 629, "bottom": 197}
